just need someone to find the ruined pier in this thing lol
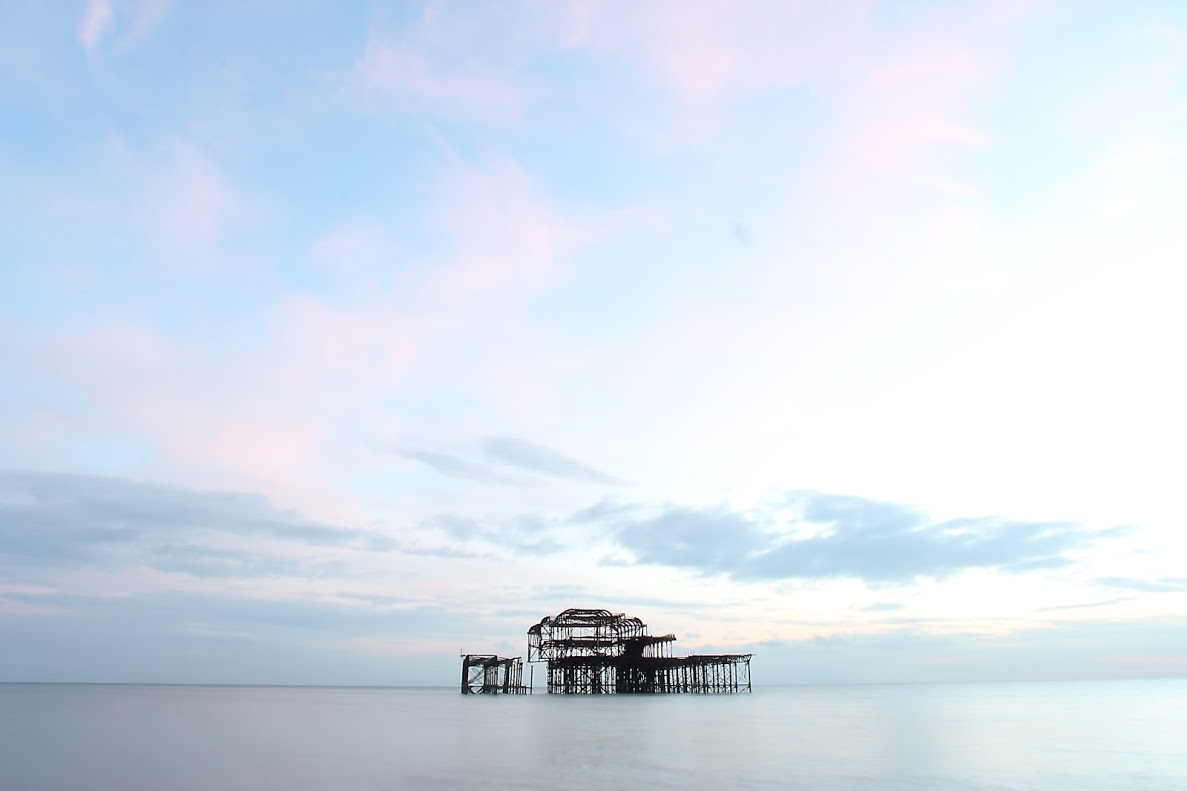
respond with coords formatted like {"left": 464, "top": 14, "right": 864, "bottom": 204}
{"left": 461, "top": 607, "right": 752, "bottom": 695}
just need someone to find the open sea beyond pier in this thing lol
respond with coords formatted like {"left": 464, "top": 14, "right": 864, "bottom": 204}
{"left": 1, "top": 679, "right": 1184, "bottom": 790}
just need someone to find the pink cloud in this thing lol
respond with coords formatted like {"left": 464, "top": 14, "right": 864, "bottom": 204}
{"left": 78, "top": 0, "right": 170, "bottom": 56}
{"left": 355, "top": 36, "right": 524, "bottom": 124}
{"left": 64, "top": 139, "right": 258, "bottom": 271}
{"left": 544, "top": 0, "right": 1019, "bottom": 164}
{"left": 0, "top": 585, "right": 67, "bottom": 617}
{"left": 851, "top": 117, "right": 991, "bottom": 170}
{"left": 142, "top": 144, "right": 250, "bottom": 258}
{"left": 829, "top": 32, "right": 998, "bottom": 177}
{"left": 310, "top": 220, "right": 396, "bottom": 273}
{"left": 115, "top": 0, "right": 170, "bottom": 52}
{"left": 424, "top": 158, "right": 588, "bottom": 306}
{"left": 79, "top": 0, "right": 114, "bottom": 54}
{"left": 567, "top": 0, "right": 872, "bottom": 107}
{"left": 2, "top": 155, "right": 598, "bottom": 523}
{"left": 3, "top": 313, "right": 360, "bottom": 519}
{"left": 0, "top": 584, "right": 58, "bottom": 596}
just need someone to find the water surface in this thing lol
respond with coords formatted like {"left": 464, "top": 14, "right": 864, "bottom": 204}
{"left": 1, "top": 679, "right": 1183, "bottom": 789}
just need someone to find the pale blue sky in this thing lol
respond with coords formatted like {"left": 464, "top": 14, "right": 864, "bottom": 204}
{"left": 2, "top": 0, "right": 1186, "bottom": 685}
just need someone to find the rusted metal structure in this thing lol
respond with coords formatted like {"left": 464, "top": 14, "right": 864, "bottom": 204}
{"left": 527, "top": 608, "right": 752, "bottom": 694}
{"left": 459, "top": 654, "right": 529, "bottom": 694}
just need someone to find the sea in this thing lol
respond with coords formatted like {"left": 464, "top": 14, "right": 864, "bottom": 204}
{"left": 1, "top": 679, "right": 1184, "bottom": 790}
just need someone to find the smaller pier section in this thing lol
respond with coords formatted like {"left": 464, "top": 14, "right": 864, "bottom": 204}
{"left": 459, "top": 654, "right": 530, "bottom": 694}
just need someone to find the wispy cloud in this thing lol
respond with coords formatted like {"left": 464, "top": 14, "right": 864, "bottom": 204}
{"left": 862, "top": 602, "right": 907, "bottom": 612}
{"left": 1096, "top": 577, "right": 1187, "bottom": 593}
{"left": 78, "top": 0, "right": 169, "bottom": 56}
{"left": 142, "top": 144, "right": 251, "bottom": 260}
{"left": 310, "top": 219, "right": 397, "bottom": 273}
{"left": 568, "top": 498, "right": 638, "bottom": 524}
{"left": 422, "top": 512, "right": 564, "bottom": 557}
{"left": 355, "top": 35, "right": 524, "bottom": 124}
{"left": 79, "top": 0, "right": 114, "bottom": 54}
{"left": 423, "top": 157, "right": 589, "bottom": 305}
{"left": 400, "top": 436, "right": 620, "bottom": 488}
{"left": 399, "top": 449, "right": 513, "bottom": 485}
{"left": 565, "top": 0, "right": 869, "bottom": 109}
{"left": 1036, "top": 598, "right": 1132, "bottom": 612}
{"left": 482, "top": 436, "right": 621, "bottom": 485}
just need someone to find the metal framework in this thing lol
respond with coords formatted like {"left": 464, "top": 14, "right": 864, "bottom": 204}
{"left": 459, "top": 654, "right": 529, "bottom": 694}
{"left": 527, "top": 608, "right": 752, "bottom": 694}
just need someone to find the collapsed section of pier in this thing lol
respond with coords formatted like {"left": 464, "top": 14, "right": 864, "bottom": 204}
{"left": 526, "top": 608, "right": 751, "bottom": 694}
{"left": 460, "top": 654, "right": 529, "bottom": 694}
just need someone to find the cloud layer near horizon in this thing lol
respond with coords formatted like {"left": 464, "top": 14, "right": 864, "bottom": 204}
{"left": 612, "top": 492, "right": 1120, "bottom": 582}
{"left": 6, "top": 471, "right": 1115, "bottom": 584}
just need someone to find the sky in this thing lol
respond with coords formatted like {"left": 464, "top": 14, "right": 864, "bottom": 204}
{"left": 1, "top": 0, "right": 1186, "bottom": 686}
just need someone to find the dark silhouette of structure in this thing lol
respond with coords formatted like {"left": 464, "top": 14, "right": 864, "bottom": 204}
{"left": 527, "top": 608, "right": 752, "bottom": 694}
{"left": 459, "top": 654, "right": 528, "bottom": 694}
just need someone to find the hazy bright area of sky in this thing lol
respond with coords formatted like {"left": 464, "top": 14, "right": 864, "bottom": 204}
{"left": 2, "top": 0, "right": 1186, "bottom": 686}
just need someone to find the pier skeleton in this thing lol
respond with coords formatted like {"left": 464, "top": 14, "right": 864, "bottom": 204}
{"left": 526, "top": 608, "right": 752, "bottom": 694}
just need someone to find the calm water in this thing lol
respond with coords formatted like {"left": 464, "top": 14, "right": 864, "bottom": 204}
{"left": 1, "top": 680, "right": 1184, "bottom": 790}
